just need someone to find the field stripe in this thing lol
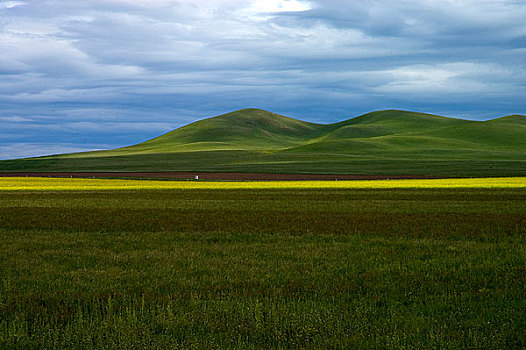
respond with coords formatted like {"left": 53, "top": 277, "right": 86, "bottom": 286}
{"left": 1, "top": 176, "right": 526, "bottom": 190}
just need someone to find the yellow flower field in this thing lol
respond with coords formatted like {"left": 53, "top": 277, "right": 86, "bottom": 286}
{"left": 0, "top": 176, "right": 526, "bottom": 191}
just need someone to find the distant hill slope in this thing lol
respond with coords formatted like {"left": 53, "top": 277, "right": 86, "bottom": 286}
{"left": 120, "top": 109, "right": 328, "bottom": 152}
{"left": 1, "top": 108, "right": 525, "bottom": 176}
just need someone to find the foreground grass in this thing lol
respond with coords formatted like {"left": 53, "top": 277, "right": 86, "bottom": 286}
{"left": 0, "top": 187, "right": 525, "bottom": 348}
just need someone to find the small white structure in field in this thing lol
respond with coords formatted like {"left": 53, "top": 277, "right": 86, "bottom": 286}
{"left": 195, "top": 175, "right": 199, "bottom": 180}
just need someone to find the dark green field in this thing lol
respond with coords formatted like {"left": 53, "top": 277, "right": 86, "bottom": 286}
{"left": 1, "top": 188, "right": 525, "bottom": 348}
{"left": 2, "top": 109, "right": 526, "bottom": 176}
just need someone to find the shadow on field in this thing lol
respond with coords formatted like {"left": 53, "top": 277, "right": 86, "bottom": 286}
{"left": 1, "top": 207, "right": 524, "bottom": 239}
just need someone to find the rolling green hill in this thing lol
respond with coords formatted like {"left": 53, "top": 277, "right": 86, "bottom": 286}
{"left": 1, "top": 108, "right": 525, "bottom": 176}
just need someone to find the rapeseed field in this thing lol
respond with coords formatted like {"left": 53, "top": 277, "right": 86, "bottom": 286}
{"left": 1, "top": 176, "right": 526, "bottom": 190}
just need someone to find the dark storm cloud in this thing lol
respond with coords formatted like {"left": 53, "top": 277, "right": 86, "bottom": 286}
{"left": 0, "top": 0, "right": 524, "bottom": 158}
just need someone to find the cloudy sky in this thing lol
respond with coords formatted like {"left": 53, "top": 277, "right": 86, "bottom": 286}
{"left": 1, "top": 0, "right": 525, "bottom": 159}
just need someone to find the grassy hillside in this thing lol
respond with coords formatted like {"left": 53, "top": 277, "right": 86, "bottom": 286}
{"left": 1, "top": 108, "right": 525, "bottom": 176}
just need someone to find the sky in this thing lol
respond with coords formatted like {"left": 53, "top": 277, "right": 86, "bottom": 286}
{"left": 0, "top": 0, "right": 525, "bottom": 159}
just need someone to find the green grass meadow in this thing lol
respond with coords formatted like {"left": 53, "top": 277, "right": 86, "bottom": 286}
{"left": 1, "top": 187, "right": 525, "bottom": 348}
{"left": 2, "top": 109, "right": 526, "bottom": 176}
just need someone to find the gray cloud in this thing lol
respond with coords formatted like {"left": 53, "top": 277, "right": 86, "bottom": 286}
{"left": 0, "top": 0, "right": 525, "bottom": 159}
{"left": 0, "top": 143, "right": 111, "bottom": 160}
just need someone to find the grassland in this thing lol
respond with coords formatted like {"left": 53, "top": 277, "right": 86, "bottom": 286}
{"left": 1, "top": 109, "right": 525, "bottom": 176}
{"left": 1, "top": 178, "right": 525, "bottom": 348}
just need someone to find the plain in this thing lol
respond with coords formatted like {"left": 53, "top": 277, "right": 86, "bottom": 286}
{"left": 1, "top": 179, "right": 525, "bottom": 348}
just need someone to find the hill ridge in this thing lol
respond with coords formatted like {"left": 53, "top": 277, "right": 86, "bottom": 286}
{"left": 485, "top": 114, "right": 526, "bottom": 123}
{"left": 126, "top": 108, "right": 479, "bottom": 153}
{"left": 1, "top": 108, "right": 525, "bottom": 176}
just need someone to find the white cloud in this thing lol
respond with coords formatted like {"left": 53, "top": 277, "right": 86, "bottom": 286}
{"left": 0, "top": 116, "right": 32, "bottom": 122}
{"left": 0, "top": 1, "right": 25, "bottom": 9}
{"left": 373, "top": 62, "right": 526, "bottom": 95}
{"left": 250, "top": 0, "right": 312, "bottom": 13}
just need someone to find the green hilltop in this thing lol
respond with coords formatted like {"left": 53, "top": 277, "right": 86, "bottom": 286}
{"left": 1, "top": 108, "right": 526, "bottom": 176}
